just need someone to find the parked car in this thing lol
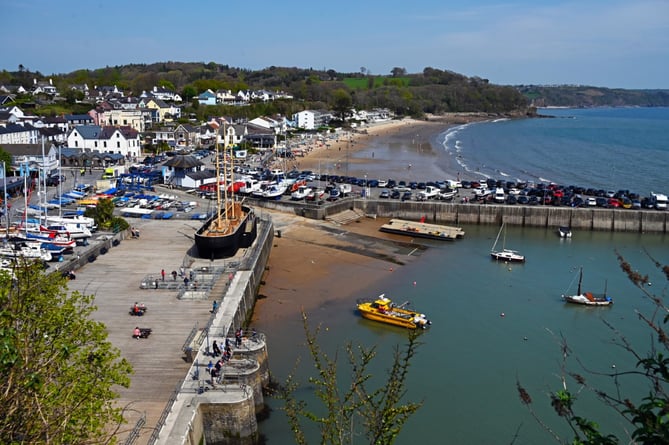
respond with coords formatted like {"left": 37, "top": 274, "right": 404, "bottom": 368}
{"left": 390, "top": 190, "right": 401, "bottom": 199}
{"left": 379, "top": 190, "right": 390, "bottom": 199}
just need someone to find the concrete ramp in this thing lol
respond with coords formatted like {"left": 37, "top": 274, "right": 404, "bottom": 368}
{"left": 326, "top": 208, "right": 365, "bottom": 225}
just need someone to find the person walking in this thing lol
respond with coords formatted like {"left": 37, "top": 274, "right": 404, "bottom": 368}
{"left": 161, "top": 269, "right": 165, "bottom": 281}
{"left": 212, "top": 340, "right": 221, "bottom": 356}
{"left": 171, "top": 270, "right": 177, "bottom": 280}
{"left": 212, "top": 300, "right": 218, "bottom": 313}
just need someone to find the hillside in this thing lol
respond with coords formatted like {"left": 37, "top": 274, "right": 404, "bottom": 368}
{"left": 1, "top": 63, "right": 531, "bottom": 119}
{"left": 518, "top": 84, "right": 669, "bottom": 107}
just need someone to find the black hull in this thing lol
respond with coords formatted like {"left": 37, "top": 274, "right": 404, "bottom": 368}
{"left": 194, "top": 205, "right": 256, "bottom": 259}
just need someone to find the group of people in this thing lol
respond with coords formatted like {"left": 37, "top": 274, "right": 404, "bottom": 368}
{"left": 131, "top": 302, "right": 147, "bottom": 316}
{"left": 211, "top": 339, "right": 233, "bottom": 362}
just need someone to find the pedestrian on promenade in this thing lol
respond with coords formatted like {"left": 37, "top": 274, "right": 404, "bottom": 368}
{"left": 212, "top": 340, "right": 221, "bottom": 356}
{"left": 184, "top": 276, "right": 190, "bottom": 288}
{"left": 161, "top": 269, "right": 165, "bottom": 281}
{"left": 171, "top": 270, "right": 177, "bottom": 280}
{"left": 212, "top": 300, "right": 218, "bottom": 313}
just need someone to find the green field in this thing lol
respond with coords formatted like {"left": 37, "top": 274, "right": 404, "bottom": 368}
{"left": 343, "top": 77, "right": 409, "bottom": 89}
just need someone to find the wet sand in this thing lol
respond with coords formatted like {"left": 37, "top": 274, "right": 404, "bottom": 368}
{"left": 253, "top": 113, "right": 489, "bottom": 329}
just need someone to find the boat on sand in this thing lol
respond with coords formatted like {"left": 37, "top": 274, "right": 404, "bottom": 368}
{"left": 194, "top": 122, "right": 257, "bottom": 259}
{"left": 357, "top": 294, "right": 431, "bottom": 329}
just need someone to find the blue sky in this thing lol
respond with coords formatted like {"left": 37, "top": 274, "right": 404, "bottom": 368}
{"left": 3, "top": 0, "right": 668, "bottom": 89}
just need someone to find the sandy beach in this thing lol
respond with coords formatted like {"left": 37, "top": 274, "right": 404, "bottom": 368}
{"left": 252, "top": 113, "right": 489, "bottom": 329}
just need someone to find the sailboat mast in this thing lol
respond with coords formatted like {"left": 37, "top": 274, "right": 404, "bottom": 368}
{"left": 2, "top": 162, "right": 7, "bottom": 237}
{"left": 215, "top": 123, "right": 222, "bottom": 224}
{"left": 577, "top": 267, "right": 583, "bottom": 295}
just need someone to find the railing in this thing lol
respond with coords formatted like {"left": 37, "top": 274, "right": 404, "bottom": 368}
{"left": 123, "top": 413, "right": 145, "bottom": 445}
{"left": 147, "top": 382, "right": 183, "bottom": 445}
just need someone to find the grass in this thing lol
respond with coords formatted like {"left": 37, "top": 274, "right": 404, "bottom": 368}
{"left": 343, "top": 77, "right": 410, "bottom": 89}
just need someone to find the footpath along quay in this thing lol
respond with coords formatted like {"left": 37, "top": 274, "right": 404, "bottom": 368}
{"left": 57, "top": 185, "right": 276, "bottom": 445}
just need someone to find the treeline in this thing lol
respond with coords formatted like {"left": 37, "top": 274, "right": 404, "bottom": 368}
{"left": 1, "top": 63, "right": 531, "bottom": 118}
{"left": 518, "top": 84, "right": 669, "bottom": 107}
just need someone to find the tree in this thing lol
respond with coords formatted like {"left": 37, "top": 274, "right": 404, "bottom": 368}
{"left": 390, "top": 67, "right": 406, "bottom": 77}
{"left": 518, "top": 251, "right": 669, "bottom": 444}
{"left": 0, "top": 262, "right": 133, "bottom": 444}
{"left": 84, "top": 197, "right": 128, "bottom": 233}
{"left": 0, "top": 147, "right": 12, "bottom": 171}
{"left": 280, "top": 311, "right": 423, "bottom": 445}
{"left": 331, "top": 89, "right": 353, "bottom": 122}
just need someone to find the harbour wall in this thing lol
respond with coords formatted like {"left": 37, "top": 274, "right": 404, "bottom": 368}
{"left": 154, "top": 217, "right": 274, "bottom": 445}
{"left": 252, "top": 198, "right": 668, "bottom": 233}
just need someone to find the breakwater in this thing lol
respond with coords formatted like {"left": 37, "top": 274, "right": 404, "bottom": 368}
{"left": 251, "top": 198, "right": 669, "bottom": 233}
{"left": 153, "top": 217, "right": 274, "bottom": 445}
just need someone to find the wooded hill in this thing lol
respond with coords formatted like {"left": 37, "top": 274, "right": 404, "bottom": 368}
{"left": 518, "top": 84, "right": 669, "bottom": 107}
{"left": 3, "top": 62, "right": 668, "bottom": 118}
{"left": 1, "top": 63, "right": 531, "bottom": 119}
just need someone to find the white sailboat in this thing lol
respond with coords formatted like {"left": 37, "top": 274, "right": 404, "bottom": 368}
{"left": 490, "top": 222, "right": 525, "bottom": 262}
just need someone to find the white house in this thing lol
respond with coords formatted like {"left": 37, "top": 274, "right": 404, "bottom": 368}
{"left": 3, "top": 142, "right": 59, "bottom": 176}
{"left": 67, "top": 125, "right": 141, "bottom": 158}
{"left": 292, "top": 110, "right": 331, "bottom": 130}
{"left": 0, "top": 122, "right": 40, "bottom": 145}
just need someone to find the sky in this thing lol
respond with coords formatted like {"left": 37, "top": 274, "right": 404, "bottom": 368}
{"left": 3, "top": 0, "right": 668, "bottom": 89}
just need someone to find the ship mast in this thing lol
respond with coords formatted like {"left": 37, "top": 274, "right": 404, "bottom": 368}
{"left": 214, "top": 122, "right": 223, "bottom": 228}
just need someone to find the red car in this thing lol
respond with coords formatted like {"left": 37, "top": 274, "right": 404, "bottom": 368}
{"left": 608, "top": 198, "right": 620, "bottom": 208}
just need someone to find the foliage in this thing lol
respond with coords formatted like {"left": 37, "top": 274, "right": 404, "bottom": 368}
{"left": 517, "top": 251, "right": 669, "bottom": 444}
{"left": 2, "top": 62, "right": 533, "bottom": 119}
{"left": 279, "top": 311, "right": 423, "bottom": 445}
{"left": 517, "top": 85, "right": 669, "bottom": 107}
{"left": 0, "top": 147, "right": 13, "bottom": 171}
{"left": 0, "top": 261, "right": 133, "bottom": 444}
{"left": 84, "top": 197, "right": 128, "bottom": 232}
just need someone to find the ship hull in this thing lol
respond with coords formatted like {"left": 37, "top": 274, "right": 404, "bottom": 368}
{"left": 194, "top": 204, "right": 256, "bottom": 259}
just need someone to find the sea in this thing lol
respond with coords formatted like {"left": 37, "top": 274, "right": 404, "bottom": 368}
{"left": 256, "top": 108, "right": 669, "bottom": 445}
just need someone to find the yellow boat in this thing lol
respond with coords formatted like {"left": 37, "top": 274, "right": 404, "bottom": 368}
{"left": 356, "top": 294, "right": 431, "bottom": 329}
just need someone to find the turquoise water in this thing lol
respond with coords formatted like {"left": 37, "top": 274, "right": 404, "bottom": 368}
{"left": 257, "top": 108, "right": 669, "bottom": 444}
{"left": 258, "top": 226, "right": 667, "bottom": 444}
{"left": 440, "top": 107, "right": 669, "bottom": 194}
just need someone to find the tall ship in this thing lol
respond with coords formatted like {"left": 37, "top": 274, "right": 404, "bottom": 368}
{"left": 194, "top": 121, "right": 257, "bottom": 259}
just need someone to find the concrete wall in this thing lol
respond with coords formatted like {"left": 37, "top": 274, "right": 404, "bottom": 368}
{"left": 200, "top": 397, "right": 258, "bottom": 445}
{"left": 350, "top": 200, "right": 669, "bottom": 233}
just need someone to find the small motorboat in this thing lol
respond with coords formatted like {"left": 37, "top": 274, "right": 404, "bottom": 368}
{"left": 356, "top": 294, "right": 431, "bottom": 329}
{"left": 558, "top": 226, "right": 572, "bottom": 238}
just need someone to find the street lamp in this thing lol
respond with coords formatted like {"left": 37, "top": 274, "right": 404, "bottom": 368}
{"left": 364, "top": 174, "right": 367, "bottom": 199}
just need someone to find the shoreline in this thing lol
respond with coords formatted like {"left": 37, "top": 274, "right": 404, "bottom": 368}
{"left": 252, "top": 113, "right": 492, "bottom": 327}
{"left": 273, "top": 113, "right": 492, "bottom": 182}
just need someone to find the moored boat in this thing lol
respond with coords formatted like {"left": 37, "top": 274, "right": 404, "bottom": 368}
{"left": 490, "top": 222, "right": 525, "bottom": 262}
{"left": 562, "top": 267, "right": 613, "bottom": 306}
{"left": 356, "top": 294, "right": 431, "bottom": 329}
{"left": 194, "top": 121, "right": 257, "bottom": 259}
{"left": 558, "top": 226, "right": 572, "bottom": 238}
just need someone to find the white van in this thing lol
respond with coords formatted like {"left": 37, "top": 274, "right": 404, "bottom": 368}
{"left": 494, "top": 187, "right": 506, "bottom": 203}
{"left": 651, "top": 192, "right": 668, "bottom": 210}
